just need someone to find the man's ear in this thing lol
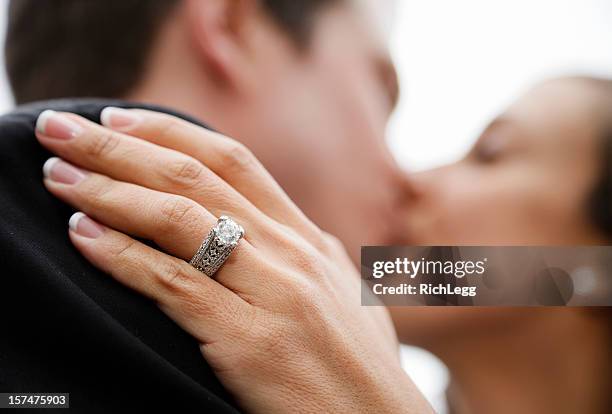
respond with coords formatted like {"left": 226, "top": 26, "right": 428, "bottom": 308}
{"left": 184, "top": 0, "right": 256, "bottom": 88}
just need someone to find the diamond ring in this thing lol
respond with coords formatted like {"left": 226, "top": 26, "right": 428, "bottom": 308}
{"left": 189, "top": 216, "right": 245, "bottom": 277}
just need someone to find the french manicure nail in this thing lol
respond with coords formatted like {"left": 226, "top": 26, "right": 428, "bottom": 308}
{"left": 69, "top": 212, "right": 105, "bottom": 239}
{"left": 100, "top": 107, "right": 141, "bottom": 130}
{"left": 43, "top": 157, "right": 86, "bottom": 185}
{"left": 36, "top": 110, "right": 83, "bottom": 140}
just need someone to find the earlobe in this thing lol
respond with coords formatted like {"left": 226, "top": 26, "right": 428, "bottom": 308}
{"left": 184, "top": 0, "right": 252, "bottom": 87}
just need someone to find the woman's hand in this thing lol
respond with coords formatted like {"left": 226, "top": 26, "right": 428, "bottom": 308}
{"left": 35, "top": 108, "right": 432, "bottom": 413}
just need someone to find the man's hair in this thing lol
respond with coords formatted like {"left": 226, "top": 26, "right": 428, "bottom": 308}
{"left": 5, "top": 0, "right": 335, "bottom": 104}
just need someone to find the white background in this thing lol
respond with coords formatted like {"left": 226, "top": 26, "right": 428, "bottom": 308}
{"left": 0, "top": 2, "right": 10, "bottom": 112}
{"left": 388, "top": 0, "right": 612, "bottom": 171}
{"left": 1, "top": 1, "right": 612, "bottom": 412}
{"left": 2, "top": 1, "right": 611, "bottom": 168}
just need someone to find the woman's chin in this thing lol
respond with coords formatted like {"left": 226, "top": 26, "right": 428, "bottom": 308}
{"left": 395, "top": 307, "right": 529, "bottom": 348}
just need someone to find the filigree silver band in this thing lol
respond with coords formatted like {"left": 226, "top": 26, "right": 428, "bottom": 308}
{"left": 189, "top": 216, "right": 245, "bottom": 277}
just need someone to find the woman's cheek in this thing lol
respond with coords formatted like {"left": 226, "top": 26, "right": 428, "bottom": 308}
{"left": 434, "top": 185, "right": 510, "bottom": 243}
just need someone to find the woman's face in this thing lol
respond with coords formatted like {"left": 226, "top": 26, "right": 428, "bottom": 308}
{"left": 404, "top": 79, "right": 606, "bottom": 245}
{"left": 397, "top": 80, "right": 608, "bottom": 349}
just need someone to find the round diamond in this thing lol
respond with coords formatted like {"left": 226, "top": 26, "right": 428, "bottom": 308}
{"left": 216, "top": 218, "right": 241, "bottom": 245}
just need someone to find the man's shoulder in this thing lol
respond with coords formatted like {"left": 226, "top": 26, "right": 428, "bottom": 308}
{"left": 0, "top": 99, "right": 237, "bottom": 413}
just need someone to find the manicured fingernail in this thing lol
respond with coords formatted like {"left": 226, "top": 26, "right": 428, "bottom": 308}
{"left": 100, "top": 107, "right": 141, "bottom": 130}
{"left": 36, "top": 110, "right": 83, "bottom": 139}
{"left": 43, "top": 157, "right": 86, "bottom": 185}
{"left": 69, "top": 212, "right": 105, "bottom": 239}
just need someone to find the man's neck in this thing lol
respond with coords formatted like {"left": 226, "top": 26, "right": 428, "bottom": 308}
{"left": 122, "top": 3, "right": 235, "bottom": 136}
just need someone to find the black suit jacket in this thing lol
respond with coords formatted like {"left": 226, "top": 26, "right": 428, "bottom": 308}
{"left": 0, "top": 99, "right": 240, "bottom": 413}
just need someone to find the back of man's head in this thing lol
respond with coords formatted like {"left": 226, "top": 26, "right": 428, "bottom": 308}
{"left": 5, "top": 0, "right": 332, "bottom": 104}
{"left": 5, "top": 0, "right": 407, "bottom": 263}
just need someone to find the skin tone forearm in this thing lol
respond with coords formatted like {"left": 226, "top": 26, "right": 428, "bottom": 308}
{"left": 35, "top": 108, "right": 433, "bottom": 413}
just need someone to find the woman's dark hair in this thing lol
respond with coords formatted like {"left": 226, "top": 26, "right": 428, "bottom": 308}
{"left": 590, "top": 133, "right": 612, "bottom": 235}
{"left": 4, "top": 0, "right": 337, "bottom": 104}
{"left": 587, "top": 78, "right": 612, "bottom": 236}
{"left": 583, "top": 77, "right": 612, "bottom": 413}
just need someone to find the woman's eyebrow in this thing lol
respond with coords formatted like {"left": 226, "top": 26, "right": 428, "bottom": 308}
{"left": 469, "top": 117, "right": 511, "bottom": 152}
{"left": 476, "top": 117, "right": 517, "bottom": 139}
{"left": 386, "top": 62, "right": 400, "bottom": 110}
{"left": 486, "top": 117, "right": 513, "bottom": 130}
{"left": 377, "top": 56, "right": 400, "bottom": 110}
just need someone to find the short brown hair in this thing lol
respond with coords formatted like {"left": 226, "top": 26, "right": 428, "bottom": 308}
{"left": 5, "top": 0, "right": 336, "bottom": 104}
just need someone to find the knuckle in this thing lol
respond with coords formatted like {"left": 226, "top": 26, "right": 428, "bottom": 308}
{"left": 319, "top": 231, "right": 343, "bottom": 256}
{"left": 154, "top": 116, "right": 181, "bottom": 141}
{"left": 110, "top": 237, "right": 139, "bottom": 262}
{"left": 219, "top": 142, "right": 256, "bottom": 173}
{"left": 282, "top": 277, "right": 330, "bottom": 326}
{"left": 280, "top": 275, "right": 319, "bottom": 309}
{"left": 305, "top": 227, "right": 333, "bottom": 256}
{"left": 159, "top": 195, "right": 202, "bottom": 232}
{"left": 164, "top": 156, "right": 205, "bottom": 189}
{"left": 78, "top": 174, "right": 114, "bottom": 203}
{"left": 291, "top": 277, "right": 317, "bottom": 303}
{"left": 155, "top": 258, "right": 196, "bottom": 294}
{"left": 279, "top": 222, "right": 336, "bottom": 260}
{"left": 85, "top": 129, "right": 121, "bottom": 158}
{"left": 288, "top": 243, "right": 328, "bottom": 280}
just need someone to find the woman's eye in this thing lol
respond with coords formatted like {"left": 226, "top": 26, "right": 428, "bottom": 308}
{"left": 473, "top": 133, "right": 506, "bottom": 163}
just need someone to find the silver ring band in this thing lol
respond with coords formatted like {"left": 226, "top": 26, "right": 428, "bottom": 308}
{"left": 189, "top": 216, "right": 245, "bottom": 277}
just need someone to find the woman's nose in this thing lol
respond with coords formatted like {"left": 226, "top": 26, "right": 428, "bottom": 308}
{"left": 407, "top": 166, "right": 450, "bottom": 202}
{"left": 406, "top": 171, "right": 431, "bottom": 201}
{"left": 392, "top": 171, "right": 421, "bottom": 205}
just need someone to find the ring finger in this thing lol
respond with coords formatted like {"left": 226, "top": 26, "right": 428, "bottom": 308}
{"left": 43, "top": 157, "right": 261, "bottom": 295}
